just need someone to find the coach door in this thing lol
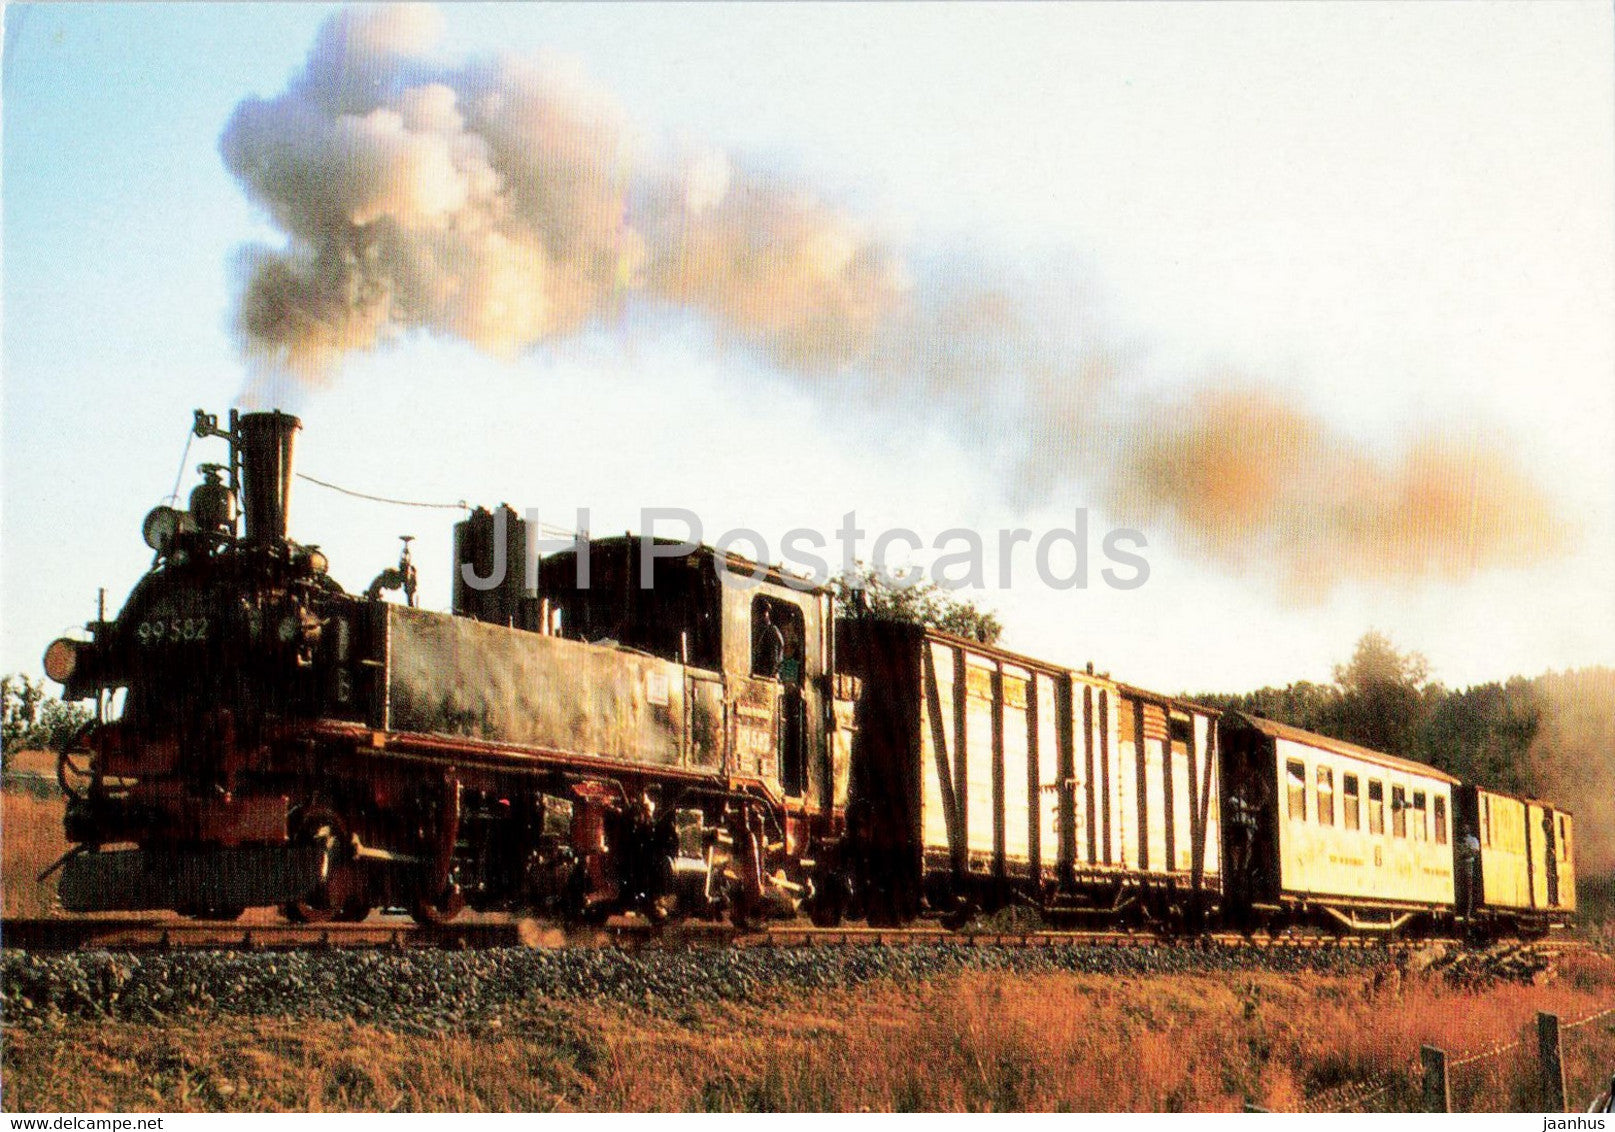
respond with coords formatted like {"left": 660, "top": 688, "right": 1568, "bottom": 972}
{"left": 1543, "top": 809, "right": 1560, "bottom": 907}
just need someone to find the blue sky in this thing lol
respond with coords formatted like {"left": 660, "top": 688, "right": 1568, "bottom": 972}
{"left": 4, "top": 3, "right": 1613, "bottom": 693}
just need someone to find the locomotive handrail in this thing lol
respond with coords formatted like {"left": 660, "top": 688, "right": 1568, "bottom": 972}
{"left": 54, "top": 720, "right": 97, "bottom": 803}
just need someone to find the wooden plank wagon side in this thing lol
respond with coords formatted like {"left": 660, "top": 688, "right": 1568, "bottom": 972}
{"left": 837, "top": 618, "right": 1221, "bottom": 926}
{"left": 1454, "top": 786, "right": 1576, "bottom": 936}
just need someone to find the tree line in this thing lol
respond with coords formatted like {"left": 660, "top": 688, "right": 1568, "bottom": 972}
{"left": 1192, "top": 630, "right": 1613, "bottom": 880}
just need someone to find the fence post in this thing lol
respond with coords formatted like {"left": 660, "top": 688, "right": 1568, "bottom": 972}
{"left": 1537, "top": 1011, "right": 1567, "bottom": 1113}
{"left": 1421, "top": 1045, "right": 1451, "bottom": 1113}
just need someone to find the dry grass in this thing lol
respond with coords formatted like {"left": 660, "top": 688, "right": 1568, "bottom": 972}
{"left": 2, "top": 789, "right": 69, "bottom": 919}
{"left": 5, "top": 951, "right": 1613, "bottom": 1113}
{"left": 5, "top": 749, "right": 59, "bottom": 779}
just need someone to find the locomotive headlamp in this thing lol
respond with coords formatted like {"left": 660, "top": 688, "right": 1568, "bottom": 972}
{"left": 141, "top": 506, "right": 197, "bottom": 552}
{"left": 43, "top": 638, "right": 79, "bottom": 684}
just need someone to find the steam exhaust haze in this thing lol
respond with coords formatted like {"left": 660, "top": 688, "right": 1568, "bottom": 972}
{"left": 221, "top": 4, "right": 1570, "bottom": 595}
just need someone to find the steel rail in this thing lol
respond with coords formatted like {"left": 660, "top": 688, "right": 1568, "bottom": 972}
{"left": 0, "top": 915, "right": 1549, "bottom": 955}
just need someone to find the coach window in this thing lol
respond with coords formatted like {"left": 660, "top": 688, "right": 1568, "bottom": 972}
{"left": 1391, "top": 786, "right": 1407, "bottom": 838}
{"left": 1343, "top": 774, "right": 1361, "bottom": 831}
{"left": 1286, "top": 760, "right": 1307, "bottom": 821}
{"left": 1368, "top": 780, "right": 1385, "bottom": 835}
{"left": 1434, "top": 796, "right": 1448, "bottom": 845}
{"left": 1411, "top": 791, "right": 1427, "bottom": 841}
{"left": 1559, "top": 818, "right": 1570, "bottom": 858}
{"left": 1482, "top": 795, "right": 1491, "bottom": 847}
{"left": 1316, "top": 767, "right": 1335, "bottom": 827}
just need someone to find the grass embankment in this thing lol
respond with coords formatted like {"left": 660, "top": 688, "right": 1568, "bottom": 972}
{"left": 4, "top": 950, "right": 1613, "bottom": 1112}
{"left": 2, "top": 786, "right": 69, "bottom": 919}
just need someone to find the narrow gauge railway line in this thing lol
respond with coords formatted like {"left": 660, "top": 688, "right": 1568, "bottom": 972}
{"left": 2, "top": 916, "right": 1517, "bottom": 955}
{"left": 37, "top": 410, "right": 1581, "bottom": 954}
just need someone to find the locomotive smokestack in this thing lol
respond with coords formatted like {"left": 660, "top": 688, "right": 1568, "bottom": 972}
{"left": 238, "top": 411, "right": 301, "bottom": 545}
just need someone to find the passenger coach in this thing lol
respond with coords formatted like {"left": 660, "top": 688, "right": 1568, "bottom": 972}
{"left": 1220, "top": 714, "right": 1458, "bottom": 934}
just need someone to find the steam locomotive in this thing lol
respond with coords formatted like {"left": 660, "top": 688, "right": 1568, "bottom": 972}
{"left": 42, "top": 410, "right": 1577, "bottom": 936}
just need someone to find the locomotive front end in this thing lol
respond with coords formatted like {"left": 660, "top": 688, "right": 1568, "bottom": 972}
{"left": 45, "top": 410, "right": 358, "bottom": 918}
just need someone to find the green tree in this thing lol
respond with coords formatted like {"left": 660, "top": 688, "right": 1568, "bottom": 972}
{"left": 1194, "top": 632, "right": 1432, "bottom": 757}
{"left": 1, "top": 674, "right": 44, "bottom": 771}
{"left": 1325, "top": 630, "right": 1432, "bottom": 757}
{"left": 1418, "top": 677, "right": 1541, "bottom": 793}
{"left": 1193, "top": 680, "right": 1340, "bottom": 734}
{"left": 2, "top": 673, "right": 93, "bottom": 772}
{"left": 831, "top": 564, "right": 1004, "bottom": 645}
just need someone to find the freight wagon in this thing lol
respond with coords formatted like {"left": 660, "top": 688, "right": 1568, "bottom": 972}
{"left": 836, "top": 619, "right": 1221, "bottom": 927}
{"left": 1455, "top": 786, "right": 1576, "bottom": 935}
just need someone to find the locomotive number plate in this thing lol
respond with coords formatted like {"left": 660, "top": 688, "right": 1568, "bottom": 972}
{"left": 135, "top": 616, "right": 209, "bottom": 645}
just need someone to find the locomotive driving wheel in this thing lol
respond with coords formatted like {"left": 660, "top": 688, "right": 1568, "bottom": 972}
{"left": 281, "top": 805, "right": 366, "bottom": 924}
{"left": 409, "top": 885, "right": 467, "bottom": 925}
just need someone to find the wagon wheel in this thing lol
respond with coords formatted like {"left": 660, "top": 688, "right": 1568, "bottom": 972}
{"left": 280, "top": 806, "right": 350, "bottom": 924}
{"left": 728, "top": 894, "right": 761, "bottom": 933}
{"left": 808, "top": 869, "right": 848, "bottom": 929}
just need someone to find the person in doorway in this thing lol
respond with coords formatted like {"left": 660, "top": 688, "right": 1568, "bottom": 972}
{"left": 753, "top": 604, "right": 785, "bottom": 679}
{"left": 1458, "top": 829, "right": 1481, "bottom": 923}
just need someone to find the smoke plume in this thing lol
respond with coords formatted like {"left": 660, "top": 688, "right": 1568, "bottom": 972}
{"left": 222, "top": 5, "right": 1570, "bottom": 593}
{"left": 1108, "top": 389, "right": 1571, "bottom": 594}
{"left": 1530, "top": 667, "right": 1615, "bottom": 879}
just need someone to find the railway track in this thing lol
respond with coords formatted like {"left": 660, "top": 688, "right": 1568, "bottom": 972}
{"left": 1, "top": 915, "right": 1504, "bottom": 954}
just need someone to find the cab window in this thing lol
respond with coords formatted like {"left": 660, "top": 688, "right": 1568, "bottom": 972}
{"left": 750, "top": 595, "right": 803, "bottom": 682}
{"left": 1286, "top": 760, "right": 1307, "bottom": 821}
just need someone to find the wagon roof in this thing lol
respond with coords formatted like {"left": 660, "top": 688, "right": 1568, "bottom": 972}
{"left": 906, "top": 623, "right": 1118, "bottom": 683}
{"left": 1115, "top": 682, "right": 1223, "bottom": 717}
{"left": 548, "top": 534, "right": 835, "bottom": 596}
{"left": 1471, "top": 783, "right": 1572, "bottom": 815}
{"left": 1234, "top": 712, "right": 1462, "bottom": 784}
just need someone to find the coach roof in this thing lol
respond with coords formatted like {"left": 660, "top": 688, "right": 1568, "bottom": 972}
{"left": 1232, "top": 712, "right": 1462, "bottom": 785}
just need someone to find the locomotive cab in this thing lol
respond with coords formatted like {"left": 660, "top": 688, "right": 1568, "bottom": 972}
{"left": 528, "top": 534, "right": 846, "bottom": 816}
